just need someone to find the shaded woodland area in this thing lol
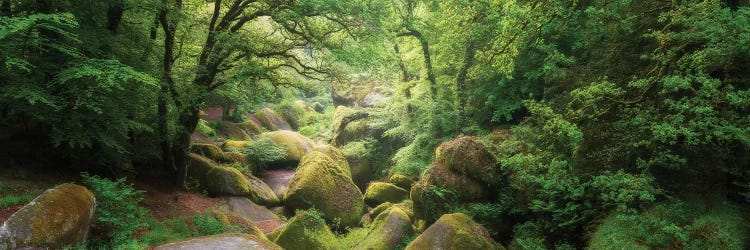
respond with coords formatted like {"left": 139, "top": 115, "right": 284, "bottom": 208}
{"left": 0, "top": 0, "right": 748, "bottom": 249}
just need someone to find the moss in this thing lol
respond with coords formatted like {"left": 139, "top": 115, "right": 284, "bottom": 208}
{"left": 191, "top": 143, "right": 226, "bottom": 162}
{"left": 255, "top": 108, "right": 292, "bottom": 131}
{"left": 364, "top": 182, "right": 409, "bottom": 207}
{"left": 0, "top": 183, "right": 96, "bottom": 249}
{"left": 331, "top": 106, "right": 371, "bottom": 147}
{"left": 410, "top": 163, "right": 489, "bottom": 222}
{"left": 223, "top": 140, "right": 252, "bottom": 151}
{"left": 434, "top": 136, "right": 500, "bottom": 185}
{"left": 283, "top": 151, "right": 366, "bottom": 229}
{"left": 405, "top": 213, "right": 500, "bottom": 250}
{"left": 238, "top": 120, "right": 263, "bottom": 136}
{"left": 273, "top": 101, "right": 309, "bottom": 130}
{"left": 260, "top": 131, "right": 315, "bottom": 167}
{"left": 205, "top": 166, "right": 252, "bottom": 196}
{"left": 389, "top": 174, "right": 416, "bottom": 190}
{"left": 187, "top": 153, "right": 218, "bottom": 185}
{"left": 272, "top": 211, "right": 338, "bottom": 250}
{"left": 244, "top": 174, "right": 280, "bottom": 206}
{"left": 370, "top": 202, "right": 394, "bottom": 219}
{"left": 222, "top": 152, "right": 248, "bottom": 165}
{"left": 313, "top": 145, "right": 351, "bottom": 178}
{"left": 356, "top": 207, "right": 414, "bottom": 250}
{"left": 216, "top": 122, "right": 252, "bottom": 140}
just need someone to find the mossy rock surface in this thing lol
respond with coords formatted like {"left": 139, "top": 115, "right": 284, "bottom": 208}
{"left": 348, "top": 157, "right": 371, "bottom": 191}
{"left": 154, "top": 234, "right": 281, "bottom": 250}
{"left": 389, "top": 174, "right": 416, "bottom": 190}
{"left": 364, "top": 182, "right": 409, "bottom": 207}
{"left": 245, "top": 174, "right": 281, "bottom": 206}
{"left": 238, "top": 120, "right": 263, "bottom": 136}
{"left": 272, "top": 212, "right": 337, "bottom": 250}
{"left": 370, "top": 202, "right": 394, "bottom": 219}
{"left": 189, "top": 154, "right": 278, "bottom": 205}
{"left": 205, "top": 166, "right": 253, "bottom": 196}
{"left": 313, "top": 145, "right": 351, "bottom": 177}
{"left": 191, "top": 143, "right": 226, "bottom": 162}
{"left": 217, "top": 121, "right": 252, "bottom": 140}
{"left": 331, "top": 106, "right": 371, "bottom": 147}
{"left": 260, "top": 131, "right": 315, "bottom": 167}
{"left": 0, "top": 183, "right": 96, "bottom": 249}
{"left": 273, "top": 101, "right": 309, "bottom": 130}
{"left": 356, "top": 207, "right": 414, "bottom": 250}
{"left": 188, "top": 153, "right": 216, "bottom": 185}
{"left": 435, "top": 136, "right": 500, "bottom": 185}
{"left": 255, "top": 108, "right": 292, "bottom": 131}
{"left": 283, "top": 151, "right": 365, "bottom": 229}
{"left": 405, "top": 213, "right": 501, "bottom": 250}
{"left": 223, "top": 140, "right": 252, "bottom": 151}
{"left": 410, "top": 163, "right": 490, "bottom": 222}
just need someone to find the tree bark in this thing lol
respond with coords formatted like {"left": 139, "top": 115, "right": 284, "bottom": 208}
{"left": 0, "top": 0, "right": 11, "bottom": 16}
{"left": 398, "top": 28, "right": 440, "bottom": 137}
{"left": 107, "top": 4, "right": 124, "bottom": 34}
{"left": 159, "top": 0, "right": 184, "bottom": 187}
{"left": 456, "top": 37, "right": 477, "bottom": 131}
{"left": 393, "top": 42, "right": 415, "bottom": 114}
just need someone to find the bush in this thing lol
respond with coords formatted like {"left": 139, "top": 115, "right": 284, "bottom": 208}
{"left": 192, "top": 212, "right": 228, "bottom": 236}
{"left": 240, "top": 137, "right": 288, "bottom": 171}
{"left": 81, "top": 173, "right": 147, "bottom": 248}
{"left": 138, "top": 217, "right": 192, "bottom": 246}
{"left": 197, "top": 119, "right": 217, "bottom": 138}
{"left": 0, "top": 194, "right": 33, "bottom": 208}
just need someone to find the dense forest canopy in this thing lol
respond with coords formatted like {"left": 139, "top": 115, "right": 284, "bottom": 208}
{"left": 0, "top": 0, "right": 748, "bottom": 249}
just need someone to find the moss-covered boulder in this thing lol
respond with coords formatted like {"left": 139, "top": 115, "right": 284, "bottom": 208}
{"left": 364, "top": 182, "right": 409, "bottom": 207}
{"left": 154, "top": 234, "right": 282, "bottom": 250}
{"left": 0, "top": 183, "right": 96, "bottom": 249}
{"left": 410, "top": 163, "right": 490, "bottom": 222}
{"left": 405, "top": 213, "right": 502, "bottom": 250}
{"left": 435, "top": 136, "right": 500, "bottom": 185}
{"left": 272, "top": 211, "right": 338, "bottom": 250}
{"left": 389, "top": 174, "right": 416, "bottom": 190}
{"left": 227, "top": 197, "right": 284, "bottom": 234}
{"left": 283, "top": 151, "right": 365, "bottom": 229}
{"left": 238, "top": 120, "right": 263, "bottom": 136}
{"left": 331, "top": 106, "right": 372, "bottom": 147}
{"left": 356, "top": 207, "right": 414, "bottom": 250}
{"left": 188, "top": 154, "right": 278, "bottom": 206}
{"left": 222, "top": 140, "right": 252, "bottom": 151}
{"left": 191, "top": 143, "right": 226, "bottom": 162}
{"left": 370, "top": 202, "right": 394, "bottom": 219}
{"left": 216, "top": 121, "right": 253, "bottom": 140}
{"left": 260, "top": 131, "right": 315, "bottom": 167}
{"left": 273, "top": 101, "right": 309, "bottom": 130}
{"left": 313, "top": 145, "right": 350, "bottom": 177}
{"left": 255, "top": 108, "right": 292, "bottom": 131}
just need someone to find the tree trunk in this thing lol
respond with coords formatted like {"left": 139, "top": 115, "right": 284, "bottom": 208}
{"left": 456, "top": 37, "right": 477, "bottom": 131}
{"left": 1, "top": 0, "right": 11, "bottom": 16}
{"left": 107, "top": 4, "right": 124, "bottom": 34}
{"left": 160, "top": 0, "right": 187, "bottom": 188}
{"left": 397, "top": 28, "right": 440, "bottom": 137}
{"left": 393, "top": 42, "right": 415, "bottom": 114}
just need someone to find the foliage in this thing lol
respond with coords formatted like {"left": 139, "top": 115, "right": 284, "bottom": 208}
{"left": 192, "top": 212, "right": 229, "bottom": 236}
{"left": 81, "top": 173, "right": 147, "bottom": 248}
{"left": 0, "top": 194, "right": 33, "bottom": 208}
{"left": 239, "top": 137, "right": 288, "bottom": 171}
{"left": 196, "top": 120, "right": 218, "bottom": 138}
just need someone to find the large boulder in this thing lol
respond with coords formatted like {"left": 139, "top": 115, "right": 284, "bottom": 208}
{"left": 227, "top": 197, "right": 285, "bottom": 234}
{"left": 364, "top": 182, "right": 409, "bottom": 207}
{"left": 154, "top": 234, "right": 282, "bottom": 250}
{"left": 0, "top": 183, "right": 96, "bottom": 249}
{"left": 410, "top": 163, "right": 489, "bottom": 222}
{"left": 405, "top": 213, "right": 502, "bottom": 250}
{"left": 238, "top": 120, "right": 263, "bottom": 136}
{"left": 260, "top": 131, "right": 315, "bottom": 168}
{"left": 331, "top": 106, "right": 373, "bottom": 147}
{"left": 215, "top": 121, "right": 252, "bottom": 140}
{"left": 273, "top": 101, "right": 309, "bottom": 130}
{"left": 356, "top": 207, "right": 414, "bottom": 250}
{"left": 188, "top": 154, "right": 279, "bottom": 206}
{"left": 191, "top": 143, "right": 226, "bottom": 162}
{"left": 389, "top": 174, "right": 416, "bottom": 190}
{"left": 434, "top": 136, "right": 500, "bottom": 185}
{"left": 254, "top": 108, "right": 292, "bottom": 131}
{"left": 313, "top": 145, "right": 350, "bottom": 177}
{"left": 271, "top": 211, "right": 338, "bottom": 250}
{"left": 222, "top": 140, "right": 252, "bottom": 151}
{"left": 283, "top": 151, "right": 365, "bottom": 229}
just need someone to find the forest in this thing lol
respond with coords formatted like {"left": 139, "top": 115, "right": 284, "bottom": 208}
{"left": 0, "top": 0, "right": 748, "bottom": 249}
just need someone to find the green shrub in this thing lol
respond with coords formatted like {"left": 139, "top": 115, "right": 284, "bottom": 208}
{"left": 139, "top": 217, "right": 192, "bottom": 246}
{"left": 0, "top": 194, "right": 33, "bottom": 208}
{"left": 240, "top": 137, "right": 288, "bottom": 171}
{"left": 81, "top": 173, "right": 147, "bottom": 248}
{"left": 589, "top": 200, "right": 748, "bottom": 250}
{"left": 197, "top": 119, "right": 218, "bottom": 138}
{"left": 298, "top": 106, "right": 334, "bottom": 139}
{"left": 192, "top": 212, "right": 228, "bottom": 236}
